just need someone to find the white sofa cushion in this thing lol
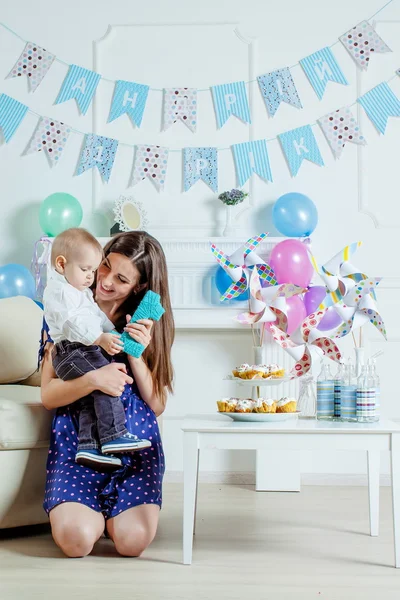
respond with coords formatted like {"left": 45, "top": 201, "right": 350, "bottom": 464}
{"left": 0, "top": 296, "right": 44, "bottom": 384}
{"left": 0, "top": 385, "right": 53, "bottom": 450}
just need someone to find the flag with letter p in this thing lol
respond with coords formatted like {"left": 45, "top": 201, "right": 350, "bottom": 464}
{"left": 183, "top": 147, "right": 218, "bottom": 192}
{"left": 278, "top": 125, "right": 324, "bottom": 176}
{"left": 232, "top": 140, "right": 272, "bottom": 186}
{"left": 56, "top": 65, "right": 101, "bottom": 115}
{"left": 108, "top": 80, "right": 149, "bottom": 128}
{"left": 77, "top": 134, "right": 118, "bottom": 182}
{"left": 211, "top": 81, "right": 251, "bottom": 128}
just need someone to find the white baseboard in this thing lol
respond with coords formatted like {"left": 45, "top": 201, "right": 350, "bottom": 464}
{"left": 164, "top": 471, "right": 392, "bottom": 487}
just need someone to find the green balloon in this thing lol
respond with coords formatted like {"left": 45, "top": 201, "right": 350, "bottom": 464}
{"left": 39, "top": 192, "right": 83, "bottom": 237}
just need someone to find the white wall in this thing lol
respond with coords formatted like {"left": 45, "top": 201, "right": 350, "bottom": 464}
{"left": 1, "top": 0, "right": 399, "bottom": 481}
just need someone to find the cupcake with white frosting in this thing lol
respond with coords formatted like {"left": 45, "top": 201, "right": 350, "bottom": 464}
{"left": 276, "top": 397, "right": 297, "bottom": 413}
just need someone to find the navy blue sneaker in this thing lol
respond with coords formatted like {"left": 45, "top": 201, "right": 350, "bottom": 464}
{"left": 102, "top": 432, "right": 151, "bottom": 454}
{"left": 76, "top": 448, "right": 122, "bottom": 471}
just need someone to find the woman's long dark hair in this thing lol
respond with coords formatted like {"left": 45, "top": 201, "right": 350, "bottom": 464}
{"left": 102, "top": 231, "right": 175, "bottom": 403}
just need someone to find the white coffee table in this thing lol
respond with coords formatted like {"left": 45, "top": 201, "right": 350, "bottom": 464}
{"left": 181, "top": 415, "right": 400, "bottom": 566}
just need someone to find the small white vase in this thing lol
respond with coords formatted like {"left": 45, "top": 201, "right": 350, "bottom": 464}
{"left": 354, "top": 347, "right": 365, "bottom": 378}
{"left": 222, "top": 206, "right": 235, "bottom": 237}
{"left": 253, "top": 345, "right": 265, "bottom": 365}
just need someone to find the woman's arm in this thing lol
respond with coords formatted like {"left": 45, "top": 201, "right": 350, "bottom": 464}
{"left": 41, "top": 344, "right": 133, "bottom": 411}
{"left": 127, "top": 355, "right": 166, "bottom": 417}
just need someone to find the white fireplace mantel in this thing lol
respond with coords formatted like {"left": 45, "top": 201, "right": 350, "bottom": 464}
{"left": 36, "top": 236, "right": 285, "bottom": 330}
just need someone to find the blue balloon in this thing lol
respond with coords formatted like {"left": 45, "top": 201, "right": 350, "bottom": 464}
{"left": 34, "top": 301, "right": 44, "bottom": 310}
{"left": 272, "top": 192, "right": 318, "bottom": 237}
{"left": 0, "top": 264, "right": 36, "bottom": 300}
{"left": 215, "top": 266, "right": 250, "bottom": 302}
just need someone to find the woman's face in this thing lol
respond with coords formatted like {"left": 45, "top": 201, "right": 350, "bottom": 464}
{"left": 96, "top": 252, "right": 140, "bottom": 305}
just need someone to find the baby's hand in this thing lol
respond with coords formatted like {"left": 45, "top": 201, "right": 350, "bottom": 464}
{"left": 96, "top": 333, "right": 124, "bottom": 356}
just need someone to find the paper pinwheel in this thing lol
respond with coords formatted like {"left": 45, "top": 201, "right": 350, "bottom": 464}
{"left": 309, "top": 242, "right": 368, "bottom": 307}
{"left": 331, "top": 277, "right": 387, "bottom": 340}
{"left": 310, "top": 242, "right": 386, "bottom": 339}
{"left": 235, "top": 267, "right": 306, "bottom": 328}
{"left": 210, "top": 233, "right": 277, "bottom": 301}
{"left": 269, "top": 309, "right": 342, "bottom": 378}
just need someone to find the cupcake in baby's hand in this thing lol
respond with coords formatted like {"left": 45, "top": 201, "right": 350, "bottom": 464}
{"left": 276, "top": 397, "right": 297, "bottom": 413}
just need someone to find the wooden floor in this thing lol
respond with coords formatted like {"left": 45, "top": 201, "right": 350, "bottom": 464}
{"left": 0, "top": 483, "right": 399, "bottom": 600}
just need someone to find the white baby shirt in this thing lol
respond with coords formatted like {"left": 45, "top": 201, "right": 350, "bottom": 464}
{"left": 43, "top": 269, "right": 115, "bottom": 345}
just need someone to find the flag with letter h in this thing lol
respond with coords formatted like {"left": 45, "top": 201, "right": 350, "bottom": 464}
{"left": 108, "top": 80, "right": 149, "bottom": 128}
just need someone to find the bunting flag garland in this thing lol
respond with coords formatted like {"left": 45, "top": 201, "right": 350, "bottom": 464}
{"left": 339, "top": 21, "right": 391, "bottom": 71}
{"left": 7, "top": 42, "right": 55, "bottom": 92}
{"left": 183, "top": 147, "right": 218, "bottom": 192}
{"left": 108, "top": 80, "right": 149, "bottom": 128}
{"left": 77, "top": 134, "right": 118, "bottom": 182}
{"left": 318, "top": 107, "right": 366, "bottom": 158}
{"left": 131, "top": 145, "right": 169, "bottom": 192}
{"left": 56, "top": 64, "right": 101, "bottom": 115}
{"left": 25, "top": 117, "right": 71, "bottom": 166}
{"left": 0, "top": 93, "right": 28, "bottom": 142}
{"left": 232, "top": 140, "right": 273, "bottom": 186}
{"left": 257, "top": 68, "right": 302, "bottom": 116}
{"left": 163, "top": 88, "right": 197, "bottom": 132}
{"left": 278, "top": 125, "right": 324, "bottom": 177}
{"left": 357, "top": 82, "right": 400, "bottom": 134}
{"left": 211, "top": 81, "right": 251, "bottom": 128}
{"left": 300, "top": 48, "right": 348, "bottom": 100}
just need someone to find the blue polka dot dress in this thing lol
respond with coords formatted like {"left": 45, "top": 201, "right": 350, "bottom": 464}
{"left": 43, "top": 357, "right": 165, "bottom": 519}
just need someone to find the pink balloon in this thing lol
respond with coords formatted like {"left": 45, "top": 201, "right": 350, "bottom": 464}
{"left": 317, "top": 307, "right": 342, "bottom": 332}
{"left": 286, "top": 295, "right": 307, "bottom": 335}
{"left": 269, "top": 239, "right": 314, "bottom": 287}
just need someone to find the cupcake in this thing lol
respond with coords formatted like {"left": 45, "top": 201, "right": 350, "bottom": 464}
{"left": 263, "top": 364, "right": 285, "bottom": 379}
{"left": 232, "top": 364, "right": 250, "bottom": 379}
{"left": 276, "top": 397, "right": 297, "bottom": 413}
{"left": 254, "top": 398, "right": 277, "bottom": 413}
{"left": 216, "top": 398, "right": 238, "bottom": 412}
{"left": 245, "top": 365, "right": 265, "bottom": 380}
{"left": 235, "top": 399, "right": 255, "bottom": 413}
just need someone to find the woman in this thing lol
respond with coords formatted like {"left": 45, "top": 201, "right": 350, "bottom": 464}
{"left": 40, "top": 231, "right": 174, "bottom": 558}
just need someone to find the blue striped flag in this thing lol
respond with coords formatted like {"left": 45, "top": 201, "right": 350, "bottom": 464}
{"left": 183, "top": 147, "right": 218, "bottom": 192}
{"left": 300, "top": 48, "right": 348, "bottom": 100}
{"left": 56, "top": 65, "right": 101, "bottom": 115}
{"left": 108, "top": 80, "right": 149, "bottom": 127}
{"left": 211, "top": 81, "right": 251, "bottom": 128}
{"left": 231, "top": 140, "right": 272, "bottom": 186}
{"left": 77, "top": 134, "right": 118, "bottom": 182}
{"left": 279, "top": 125, "right": 324, "bottom": 177}
{"left": 357, "top": 82, "right": 400, "bottom": 134}
{"left": 0, "top": 94, "right": 28, "bottom": 142}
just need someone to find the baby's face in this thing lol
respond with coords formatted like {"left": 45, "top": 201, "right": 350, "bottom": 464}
{"left": 64, "top": 246, "right": 103, "bottom": 292}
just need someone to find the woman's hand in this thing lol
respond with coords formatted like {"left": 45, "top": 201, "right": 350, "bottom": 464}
{"left": 89, "top": 362, "right": 133, "bottom": 397}
{"left": 123, "top": 315, "right": 153, "bottom": 350}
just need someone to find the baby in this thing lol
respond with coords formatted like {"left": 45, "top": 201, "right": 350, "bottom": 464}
{"left": 43, "top": 227, "right": 151, "bottom": 472}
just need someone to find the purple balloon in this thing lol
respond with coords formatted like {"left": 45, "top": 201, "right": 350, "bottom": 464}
{"left": 304, "top": 285, "right": 342, "bottom": 331}
{"left": 269, "top": 239, "right": 314, "bottom": 288}
{"left": 318, "top": 307, "right": 342, "bottom": 332}
{"left": 304, "top": 286, "right": 326, "bottom": 315}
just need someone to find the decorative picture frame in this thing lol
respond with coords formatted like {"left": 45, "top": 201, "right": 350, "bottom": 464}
{"left": 112, "top": 195, "right": 149, "bottom": 232}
